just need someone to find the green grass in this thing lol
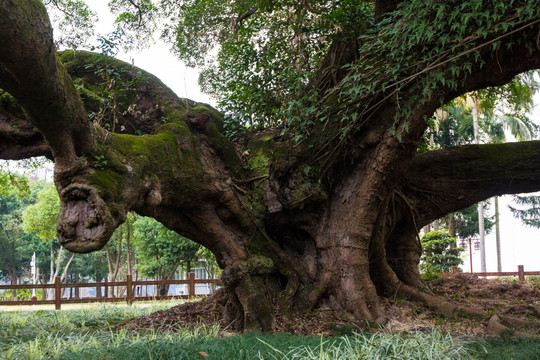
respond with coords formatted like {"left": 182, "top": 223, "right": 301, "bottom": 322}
{"left": 0, "top": 302, "right": 538, "bottom": 359}
{"left": 470, "top": 335, "right": 540, "bottom": 360}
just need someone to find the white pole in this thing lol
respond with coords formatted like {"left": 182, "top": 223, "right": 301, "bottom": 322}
{"left": 31, "top": 252, "right": 36, "bottom": 298}
{"left": 472, "top": 98, "right": 487, "bottom": 273}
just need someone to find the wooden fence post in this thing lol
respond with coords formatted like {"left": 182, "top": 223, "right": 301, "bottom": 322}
{"left": 74, "top": 273, "right": 80, "bottom": 299}
{"left": 126, "top": 275, "right": 133, "bottom": 305}
{"left": 104, "top": 277, "right": 108, "bottom": 298}
{"left": 518, "top": 265, "right": 525, "bottom": 282}
{"left": 96, "top": 273, "right": 102, "bottom": 298}
{"left": 55, "top": 276, "right": 61, "bottom": 310}
{"left": 188, "top": 272, "right": 195, "bottom": 299}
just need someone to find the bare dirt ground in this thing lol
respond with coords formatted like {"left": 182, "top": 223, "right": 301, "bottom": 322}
{"left": 115, "top": 274, "right": 540, "bottom": 337}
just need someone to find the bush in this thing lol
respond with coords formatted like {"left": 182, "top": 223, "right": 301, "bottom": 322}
{"left": 420, "top": 231, "right": 463, "bottom": 275}
{"left": 0, "top": 289, "right": 43, "bottom": 300}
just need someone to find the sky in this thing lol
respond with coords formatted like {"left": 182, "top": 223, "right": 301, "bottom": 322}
{"left": 85, "top": 1, "right": 214, "bottom": 106}
{"left": 7, "top": 1, "right": 540, "bottom": 274}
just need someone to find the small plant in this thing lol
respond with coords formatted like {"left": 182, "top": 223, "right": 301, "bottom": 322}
{"left": 92, "top": 154, "right": 108, "bottom": 169}
{"left": 420, "top": 230, "right": 464, "bottom": 276}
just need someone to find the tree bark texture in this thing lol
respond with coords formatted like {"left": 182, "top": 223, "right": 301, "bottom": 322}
{"left": 1, "top": 0, "right": 540, "bottom": 331}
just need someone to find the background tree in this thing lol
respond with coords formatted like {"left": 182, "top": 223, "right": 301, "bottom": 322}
{"left": 1, "top": 0, "right": 540, "bottom": 332}
{"left": 0, "top": 165, "right": 30, "bottom": 198}
{"left": 0, "top": 174, "right": 53, "bottom": 298}
{"left": 420, "top": 231, "right": 463, "bottom": 279}
{"left": 0, "top": 190, "right": 34, "bottom": 295}
{"left": 22, "top": 183, "right": 75, "bottom": 297}
{"left": 509, "top": 195, "right": 540, "bottom": 229}
{"left": 133, "top": 216, "right": 200, "bottom": 296}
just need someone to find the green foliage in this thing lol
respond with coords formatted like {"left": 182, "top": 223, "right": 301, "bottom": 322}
{"left": 44, "top": 0, "right": 97, "bottom": 49}
{"left": 424, "top": 73, "right": 539, "bottom": 151}
{"left": 0, "top": 167, "right": 30, "bottom": 199}
{"left": 108, "top": 0, "right": 158, "bottom": 46}
{"left": 326, "top": 0, "right": 540, "bottom": 139}
{"left": 195, "top": 246, "right": 222, "bottom": 279}
{"left": 0, "top": 289, "right": 43, "bottom": 300}
{"left": 6, "top": 181, "right": 72, "bottom": 285}
{"left": 0, "top": 191, "right": 39, "bottom": 282}
{"left": 47, "top": 0, "right": 540, "bottom": 142}
{"left": 22, "top": 184, "right": 60, "bottom": 242}
{"left": 109, "top": 0, "right": 373, "bottom": 131}
{"left": 429, "top": 105, "right": 500, "bottom": 148}
{"left": 476, "top": 71, "right": 539, "bottom": 139}
{"left": 420, "top": 231, "right": 463, "bottom": 275}
{"left": 509, "top": 195, "right": 540, "bottom": 229}
{"left": 132, "top": 216, "right": 200, "bottom": 280}
{"left": 453, "top": 203, "right": 495, "bottom": 240}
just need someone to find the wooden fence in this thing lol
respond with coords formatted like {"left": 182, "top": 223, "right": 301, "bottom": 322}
{"left": 450, "top": 265, "right": 540, "bottom": 281}
{"left": 0, "top": 273, "right": 221, "bottom": 310}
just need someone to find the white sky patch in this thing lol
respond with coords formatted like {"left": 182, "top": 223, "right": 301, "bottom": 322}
{"left": 85, "top": 0, "right": 215, "bottom": 105}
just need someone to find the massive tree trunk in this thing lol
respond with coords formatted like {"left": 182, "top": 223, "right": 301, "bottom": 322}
{"left": 1, "top": 0, "right": 540, "bottom": 331}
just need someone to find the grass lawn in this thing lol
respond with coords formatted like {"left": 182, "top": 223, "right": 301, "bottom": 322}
{"left": 0, "top": 301, "right": 538, "bottom": 359}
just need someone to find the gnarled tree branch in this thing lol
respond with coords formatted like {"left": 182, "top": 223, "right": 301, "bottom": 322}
{"left": 0, "top": 0, "right": 93, "bottom": 169}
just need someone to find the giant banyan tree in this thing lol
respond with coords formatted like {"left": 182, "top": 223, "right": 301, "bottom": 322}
{"left": 1, "top": 0, "right": 540, "bottom": 332}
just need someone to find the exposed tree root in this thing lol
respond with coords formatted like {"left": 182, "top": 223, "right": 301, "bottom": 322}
{"left": 399, "top": 283, "right": 540, "bottom": 337}
{"left": 487, "top": 315, "right": 540, "bottom": 339}
{"left": 401, "top": 274, "right": 540, "bottom": 338}
{"left": 398, "top": 284, "right": 486, "bottom": 319}
{"left": 114, "top": 274, "right": 540, "bottom": 338}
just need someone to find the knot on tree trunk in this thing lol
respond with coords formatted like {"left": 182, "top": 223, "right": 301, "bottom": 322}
{"left": 57, "top": 183, "right": 123, "bottom": 253}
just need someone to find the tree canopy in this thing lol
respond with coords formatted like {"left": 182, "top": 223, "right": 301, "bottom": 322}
{"left": 1, "top": 0, "right": 540, "bottom": 333}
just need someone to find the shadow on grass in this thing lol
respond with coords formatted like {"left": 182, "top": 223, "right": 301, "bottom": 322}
{"left": 57, "top": 333, "right": 324, "bottom": 360}
{"left": 472, "top": 335, "right": 540, "bottom": 360}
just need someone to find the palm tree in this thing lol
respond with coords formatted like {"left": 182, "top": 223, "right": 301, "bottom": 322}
{"left": 426, "top": 72, "right": 539, "bottom": 271}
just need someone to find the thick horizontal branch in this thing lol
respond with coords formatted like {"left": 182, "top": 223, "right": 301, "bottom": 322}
{"left": 0, "top": 100, "right": 49, "bottom": 159}
{"left": 0, "top": 0, "right": 93, "bottom": 168}
{"left": 403, "top": 141, "right": 540, "bottom": 227}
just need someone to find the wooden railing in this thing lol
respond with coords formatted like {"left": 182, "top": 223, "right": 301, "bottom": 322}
{"left": 450, "top": 265, "right": 540, "bottom": 282}
{"left": 0, "top": 273, "right": 221, "bottom": 310}
{"left": 474, "top": 265, "right": 540, "bottom": 282}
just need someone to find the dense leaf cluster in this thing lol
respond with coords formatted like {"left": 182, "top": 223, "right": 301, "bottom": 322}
{"left": 333, "top": 0, "right": 540, "bottom": 140}
{"left": 44, "top": 0, "right": 540, "bottom": 141}
{"left": 420, "top": 230, "right": 463, "bottom": 276}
